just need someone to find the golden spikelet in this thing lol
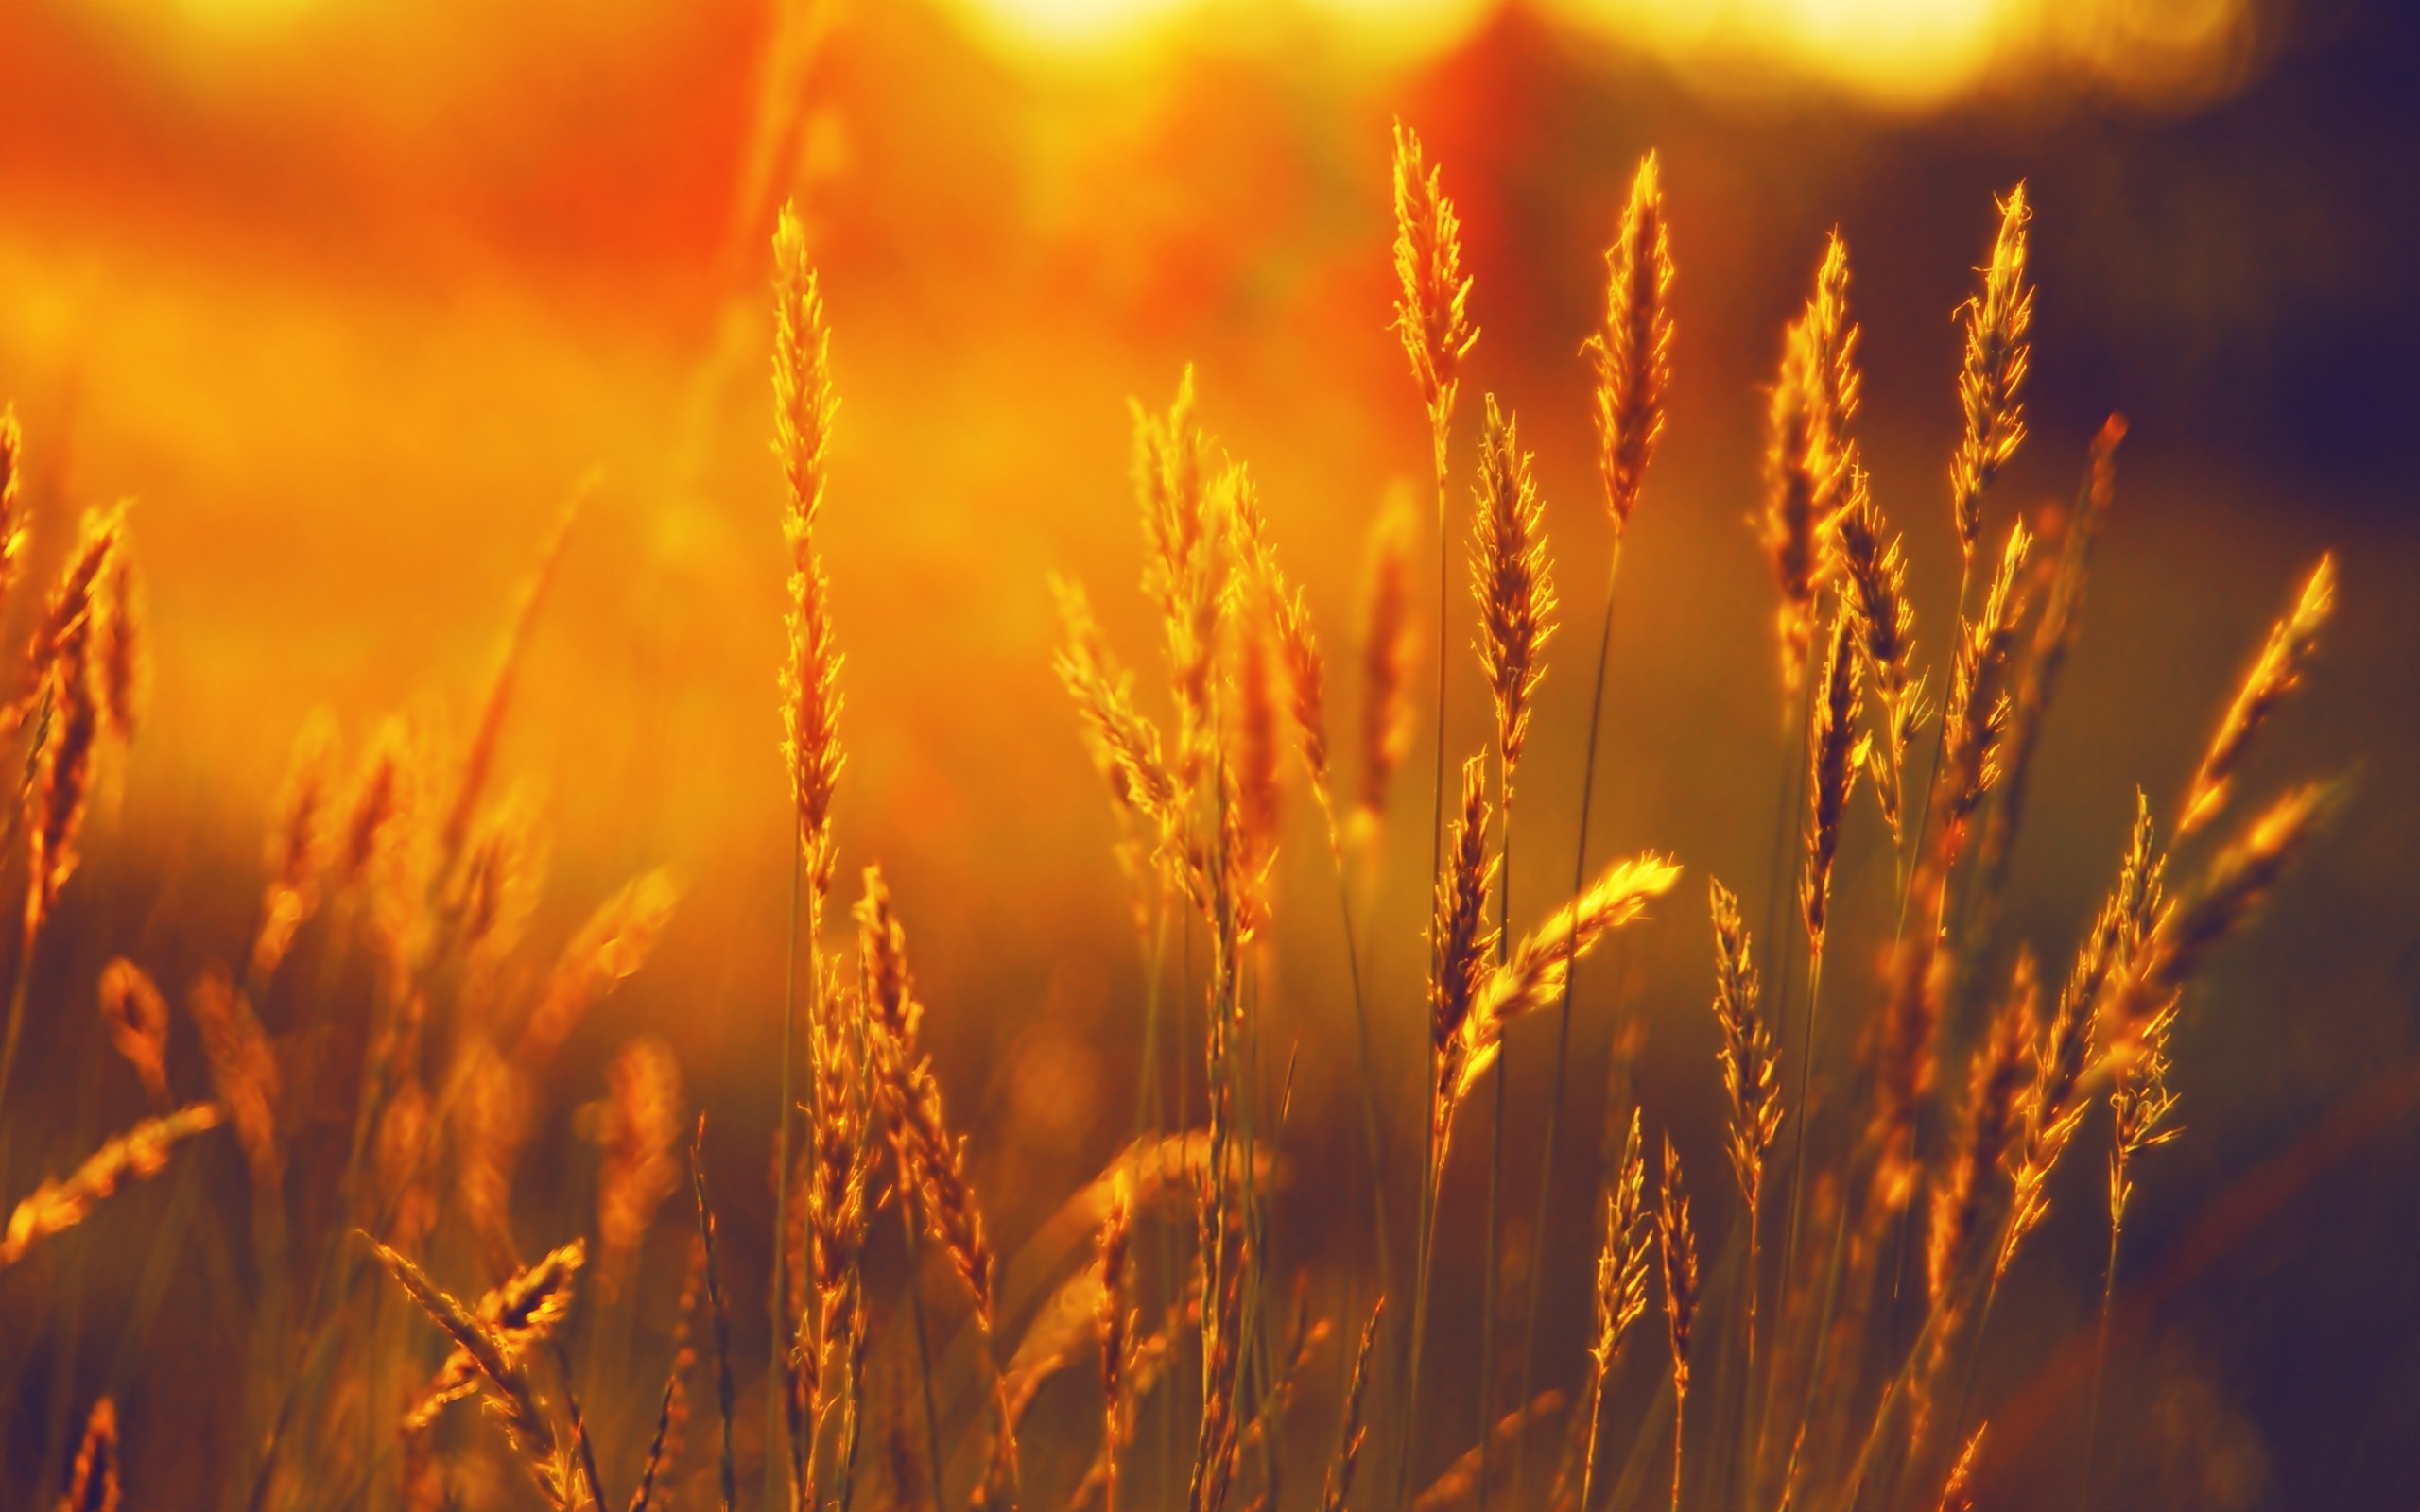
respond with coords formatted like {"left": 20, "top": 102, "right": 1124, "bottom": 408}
{"left": 595, "top": 1037, "right": 683, "bottom": 1297}
{"left": 1356, "top": 494, "right": 1416, "bottom": 834}
{"left": 1580, "top": 1109, "right": 1652, "bottom": 1512}
{"left": 513, "top": 868, "right": 681, "bottom": 1071}
{"left": 1834, "top": 479, "right": 1924, "bottom": 842}
{"left": 1051, "top": 574, "right": 1189, "bottom": 884}
{"left": 1470, "top": 395, "right": 1558, "bottom": 780}
{"left": 1708, "top": 880, "right": 1781, "bottom": 1213}
{"left": 1950, "top": 185, "right": 2033, "bottom": 559}
{"left": 0, "top": 1103, "right": 222, "bottom": 1269}
{"left": 187, "top": 969, "right": 280, "bottom": 1185}
{"left": 802, "top": 958, "right": 873, "bottom": 1450}
{"left": 1593, "top": 1109, "right": 1654, "bottom": 1373}
{"left": 1132, "top": 373, "right": 1227, "bottom": 796}
{"left": 1655, "top": 1132, "right": 1699, "bottom": 1512}
{"left": 2177, "top": 555, "right": 2334, "bottom": 840}
{"left": 253, "top": 708, "right": 339, "bottom": 988}
{"left": 2095, "top": 782, "right": 2330, "bottom": 1074}
{"left": 1428, "top": 755, "right": 1498, "bottom": 1142}
{"left": 1050, "top": 575, "right": 1150, "bottom": 833}
{"left": 1231, "top": 473, "right": 1336, "bottom": 834}
{"left": 63, "top": 1396, "right": 120, "bottom": 1512}
{"left": 335, "top": 715, "right": 410, "bottom": 898}
{"left": 1802, "top": 604, "right": 1865, "bottom": 959}
{"left": 773, "top": 201, "right": 847, "bottom": 900}
{"left": 1936, "top": 1425, "right": 1985, "bottom": 1512}
{"left": 375, "top": 1075, "right": 438, "bottom": 1248}
{"left": 97, "top": 958, "right": 170, "bottom": 1109}
{"left": 0, "top": 406, "right": 24, "bottom": 611}
{"left": 1587, "top": 152, "right": 1674, "bottom": 530}
{"left": 371, "top": 1236, "right": 579, "bottom": 1510}
{"left": 1762, "top": 236, "right": 1858, "bottom": 698}
{"left": 1098, "top": 1176, "right": 1133, "bottom": 1512}
{"left": 1451, "top": 853, "right": 1680, "bottom": 1106}
{"left": 26, "top": 508, "right": 121, "bottom": 933}
{"left": 404, "top": 1239, "right": 586, "bottom": 1433}
{"left": 856, "top": 865, "right": 997, "bottom": 1328}
{"left": 94, "top": 550, "right": 146, "bottom": 747}
{"left": 2108, "top": 999, "right": 2182, "bottom": 1233}
{"left": 1391, "top": 120, "right": 1478, "bottom": 456}
{"left": 1942, "top": 520, "right": 2035, "bottom": 832}
{"left": 1927, "top": 952, "right": 2037, "bottom": 1311}
{"left": 1999, "top": 795, "right": 2159, "bottom": 1280}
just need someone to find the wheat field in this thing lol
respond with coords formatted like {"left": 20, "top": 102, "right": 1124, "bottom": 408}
{"left": 0, "top": 3, "right": 2413, "bottom": 1511}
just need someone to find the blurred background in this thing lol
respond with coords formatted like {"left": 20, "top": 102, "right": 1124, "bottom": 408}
{"left": 2, "top": 0, "right": 2416, "bottom": 1505}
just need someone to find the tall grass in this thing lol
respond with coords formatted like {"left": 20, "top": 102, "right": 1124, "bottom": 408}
{"left": 0, "top": 132, "right": 2342, "bottom": 1512}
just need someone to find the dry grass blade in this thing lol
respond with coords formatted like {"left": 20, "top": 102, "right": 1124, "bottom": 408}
{"left": 1587, "top": 152, "right": 1674, "bottom": 530}
{"left": 0, "top": 1104, "right": 223, "bottom": 1268}
{"left": 1950, "top": 185, "right": 2033, "bottom": 558}
{"left": 2177, "top": 555, "right": 2334, "bottom": 841}
{"left": 1450, "top": 853, "right": 1680, "bottom": 1106}
{"left": 1470, "top": 395, "right": 1558, "bottom": 780}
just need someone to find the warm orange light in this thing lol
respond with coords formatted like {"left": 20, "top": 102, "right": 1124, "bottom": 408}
{"left": 952, "top": 0, "right": 2256, "bottom": 107}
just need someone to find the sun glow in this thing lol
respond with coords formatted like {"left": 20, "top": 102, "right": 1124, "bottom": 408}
{"left": 950, "top": 0, "right": 2256, "bottom": 106}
